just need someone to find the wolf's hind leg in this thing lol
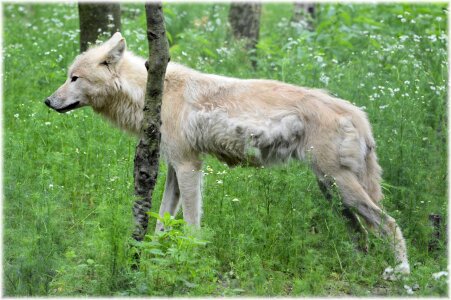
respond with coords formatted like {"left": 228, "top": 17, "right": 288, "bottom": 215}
{"left": 317, "top": 178, "right": 369, "bottom": 252}
{"left": 155, "top": 163, "right": 181, "bottom": 232}
{"left": 333, "top": 170, "right": 409, "bottom": 276}
{"left": 175, "top": 160, "right": 203, "bottom": 228}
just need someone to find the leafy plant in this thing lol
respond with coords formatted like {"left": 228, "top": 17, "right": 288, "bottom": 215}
{"left": 125, "top": 212, "right": 219, "bottom": 296}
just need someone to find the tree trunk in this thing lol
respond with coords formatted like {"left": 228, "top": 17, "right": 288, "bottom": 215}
{"left": 132, "top": 2, "right": 170, "bottom": 241}
{"left": 228, "top": 3, "right": 261, "bottom": 51}
{"left": 291, "top": 2, "right": 315, "bottom": 31}
{"left": 78, "top": 3, "right": 121, "bottom": 52}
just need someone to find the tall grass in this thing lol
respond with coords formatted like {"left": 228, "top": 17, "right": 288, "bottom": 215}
{"left": 3, "top": 3, "right": 447, "bottom": 296}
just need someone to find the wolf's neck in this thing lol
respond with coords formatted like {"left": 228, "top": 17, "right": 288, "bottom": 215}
{"left": 94, "top": 52, "right": 147, "bottom": 135}
{"left": 97, "top": 89, "right": 144, "bottom": 135}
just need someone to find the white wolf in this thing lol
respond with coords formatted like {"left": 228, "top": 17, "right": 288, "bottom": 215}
{"left": 45, "top": 33, "right": 410, "bottom": 277}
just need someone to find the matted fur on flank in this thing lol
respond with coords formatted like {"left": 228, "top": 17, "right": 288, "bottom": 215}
{"left": 45, "top": 33, "right": 410, "bottom": 278}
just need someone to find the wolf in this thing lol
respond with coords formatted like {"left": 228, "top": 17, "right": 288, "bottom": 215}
{"left": 45, "top": 32, "right": 410, "bottom": 277}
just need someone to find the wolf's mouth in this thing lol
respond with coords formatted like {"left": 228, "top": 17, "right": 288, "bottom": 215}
{"left": 55, "top": 101, "right": 81, "bottom": 113}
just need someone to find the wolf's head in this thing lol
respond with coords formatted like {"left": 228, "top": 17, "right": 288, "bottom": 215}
{"left": 44, "top": 32, "right": 128, "bottom": 113}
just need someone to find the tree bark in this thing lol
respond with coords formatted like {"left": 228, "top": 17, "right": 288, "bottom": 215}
{"left": 291, "top": 2, "right": 315, "bottom": 31}
{"left": 78, "top": 3, "right": 121, "bottom": 52}
{"left": 228, "top": 3, "right": 261, "bottom": 51}
{"left": 132, "top": 2, "right": 170, "bottom": 241}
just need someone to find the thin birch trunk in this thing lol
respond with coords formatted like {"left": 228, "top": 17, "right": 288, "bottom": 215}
{"left": 132, "top": 2, "right": 170, "bottom": 241}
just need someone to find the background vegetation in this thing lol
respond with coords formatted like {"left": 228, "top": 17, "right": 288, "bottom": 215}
{"left": 3, "top": 2, "right": 447, "bottom": 296}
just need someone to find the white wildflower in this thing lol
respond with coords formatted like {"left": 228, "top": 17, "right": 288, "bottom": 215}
{"left": 404, "top": 285, "right": 414, "bottom": 295}
{"left": 432, "top": 271, "right": 448, "bottom": 280}
{"left": 319, "top": 73, "right": 330, "bottom": 86}
{"left": 399, "top": 35, "right": 409, "bottom": 42}
{"left": 315, "top": 55, "right": 323, "bottom": 63}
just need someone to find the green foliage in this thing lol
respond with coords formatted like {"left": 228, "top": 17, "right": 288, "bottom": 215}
{"left": 124, "top": 213, "right": 219, "bottom": 296}
{"left": 3, "top": 2, "right": 447, "bottom": 297}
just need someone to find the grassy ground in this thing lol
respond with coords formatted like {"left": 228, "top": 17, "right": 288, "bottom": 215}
{"left": 3, "top": 2, "right": 448, "bottom": 296}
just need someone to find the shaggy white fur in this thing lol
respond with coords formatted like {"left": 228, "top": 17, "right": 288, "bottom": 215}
{"left": 45, "top": 33, "right": 410, "bottom": 278}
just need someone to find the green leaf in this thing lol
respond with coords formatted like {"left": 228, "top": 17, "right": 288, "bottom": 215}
{"left": 148, "top": 212, "right": 161, "bottom": 220}
{"left": 148, "top": 248, "right": 165, "bottom": 256}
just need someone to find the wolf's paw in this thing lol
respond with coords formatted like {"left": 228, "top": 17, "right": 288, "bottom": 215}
{"left": 154, "top": 221, "right": 165, "bottom": 233}
{"left": 383, "top": 262, "right": 410, "bottom": 281}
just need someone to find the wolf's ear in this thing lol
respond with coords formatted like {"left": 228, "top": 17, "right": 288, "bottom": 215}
{"left": 105, "top": 38, "right": 126, "bottom": 65}
{"left": 110, "top": 32, "right": 123, "bottom": 41}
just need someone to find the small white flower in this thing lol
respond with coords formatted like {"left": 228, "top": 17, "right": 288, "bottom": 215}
{"left": 432, "top": 271, "right": 448, "bottom": 280}
{"left": 319, "top": 73, "right": 330, "bottom": 86}
{"left": 399, "top": 35, "right": 409, "bottom": 42}
{"left": 45, "top": 122, "right": 51, "bottom": 126}
{"left": 14, "top": 113, "right": 19, "bottom": 118}
{"left": 404, "top": 285, "right": 414, "bottom": 295}
{"left": 216, "top": 180, "right": 223, "bottom": 185}
{"left": 49, "top": 184, "right": 54, "bottom": 189}
{"left": 232, "top": 198, "right": 239, "bottom": 202}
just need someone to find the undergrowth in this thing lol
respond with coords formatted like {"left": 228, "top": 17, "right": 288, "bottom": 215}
{"left": 3, "top": 2, "right": 447, "bottom": 296}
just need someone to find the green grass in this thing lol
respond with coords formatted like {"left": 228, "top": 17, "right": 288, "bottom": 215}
{"left": 3, "top": 2, "right": 447, "bottom": 296}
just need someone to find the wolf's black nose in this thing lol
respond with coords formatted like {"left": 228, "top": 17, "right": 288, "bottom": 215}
{"left": 44, "top": 98, "right": 51, "bottom": 107}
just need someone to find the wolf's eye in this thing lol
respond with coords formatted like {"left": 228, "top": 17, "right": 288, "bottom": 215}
{"left": 71, "top": 76, "right": 79, "bottom": 82}
{"left": 100, "top": 61, "right": 109, "bottom": 66}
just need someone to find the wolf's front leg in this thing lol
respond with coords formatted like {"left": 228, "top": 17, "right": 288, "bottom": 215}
{"left": 155, "top": 163, "right": 181, "bottom": 232}
{"left": 175, "top": 161, "right": 203, "bottom": 228}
